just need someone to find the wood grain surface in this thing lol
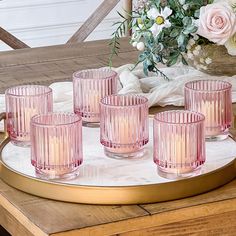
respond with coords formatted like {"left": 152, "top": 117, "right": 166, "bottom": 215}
{"left": 67, "top": 0, "right": 120, "bottom": 43}
{"left": 0, "top": 27, "right": 30, "bottom": 50}
{"left": 0, "top": 38, "right": 137, "bottom": 93}
{"left": 0, "top": 38, "right": 236, "bottom": 236}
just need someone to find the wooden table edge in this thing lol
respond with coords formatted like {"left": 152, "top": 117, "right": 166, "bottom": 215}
{"left": 47, "top": 198, "right": 236, "bottom": 236}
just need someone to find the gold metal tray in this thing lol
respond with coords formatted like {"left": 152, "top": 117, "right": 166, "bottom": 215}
{"left": 0, "top": 112, "right": 235, "bottom": 205}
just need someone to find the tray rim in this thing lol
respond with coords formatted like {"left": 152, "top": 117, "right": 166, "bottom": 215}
{"left": 1, "top": 136, "right": 236, "bottom": 205}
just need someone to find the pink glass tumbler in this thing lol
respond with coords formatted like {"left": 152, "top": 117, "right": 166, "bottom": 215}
{"left": 100, "top": 95, "right": 149, "bottom": 159}
{"left": 73, "top": 68, "right": 117, "bottom": 127}
{"left": 185, "top": 80, "right": 232, "bottom": 141}
{"left": 5, "top": 85, "right": 53, "bottom": 147}
{"left": 31, "top": 113, "right": 83, "bottom": 180}
{"left": 153, "top": 110, "right": 205, "bottom": 179}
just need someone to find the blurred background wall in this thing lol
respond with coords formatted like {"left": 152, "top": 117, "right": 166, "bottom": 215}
{"left": 0, "top": 0, "right": 121, "bottom": 51}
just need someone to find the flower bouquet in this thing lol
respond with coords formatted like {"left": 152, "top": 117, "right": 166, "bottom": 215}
{"left": 110, "top": 0, "right": 236, "bottom": 78}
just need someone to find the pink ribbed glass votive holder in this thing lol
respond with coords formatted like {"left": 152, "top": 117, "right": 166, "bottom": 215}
{"left": 31, "top": 113, "right": 83, "bottom": 180}
{"left": 73, "top": 68, "right": 117, "bottom": 127}
{"left": 5, "top": 85, "right": 53, "bottom": 147}
{"left": 100, "top": 95, "right": 149, "bottom": 159}
{"left": 153, "top": 110, "right": 205, "bottom": 179}
{"left": 185, "top": 80, "right": 232, "bottom": 141}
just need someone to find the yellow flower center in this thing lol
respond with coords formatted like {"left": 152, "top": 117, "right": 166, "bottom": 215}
{"left": 156, "top": 16, "right": 164, "bottom": 25}
{"left": 137, "top": 18, "right": 143, "bottom": 25}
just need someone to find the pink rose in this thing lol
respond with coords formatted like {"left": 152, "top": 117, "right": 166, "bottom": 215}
{"left": 197, "top": 2, "right": 236, "bottom": 45}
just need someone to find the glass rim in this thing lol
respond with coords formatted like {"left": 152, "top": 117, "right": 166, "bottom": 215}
{"left": 31, "top": 112, "right": 82, "bottom": 127}
{"left": 154, "top": 110, "right": 205, "bottom": 125}
{"left": 184, "top": 80, "right": 232, "bottom": 92}
{"left": 100, "top": 94, "right": 148, "bottom": 108}
{"left": 5, "top": 85, "right": 52, "bottom": 97}
{"left": 73, "top": 68, "right": 118, "bottom": 81}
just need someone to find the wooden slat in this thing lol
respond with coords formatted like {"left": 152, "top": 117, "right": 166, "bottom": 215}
{"left": 0, "top": 180, "right": 148, "bottom": 235}
{"left": 52, "top": 198, "right": 236, "bottom": 235}
{"left": 0, "top": 38, "right": 135, "bottom": 68}
{"left": 0, "top": 27, "right": 30, "bottom": 49}
{"left": 119, "top": 210, "right": 236, "bottom": 236}
{"left": 0, "top": 39, "right": 138, "bottom": 93}
{"left": 141, "top": 179, "right": 236, "bottom": 215}
{"left": 67, "top": 0, "right": 120, "bottom": 44}
{"left": 0, "top": 206, "right": 42, "bottom": 236}
{"left": 122, "top": 0, "right": 132, "bottom": 36}
{"left": 2, "top": 178, "right": 236, "bottom": 236}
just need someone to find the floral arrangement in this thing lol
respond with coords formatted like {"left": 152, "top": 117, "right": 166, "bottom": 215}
{"left": 110, "top": 0, "right": 236, "bottom": 78}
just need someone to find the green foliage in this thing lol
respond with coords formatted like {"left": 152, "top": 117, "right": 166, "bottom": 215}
{"left": 109, "top": 0, "right": 234, "bottom": 79}
{"left": 108, "top": 12, "right": 129, "bottom": 67}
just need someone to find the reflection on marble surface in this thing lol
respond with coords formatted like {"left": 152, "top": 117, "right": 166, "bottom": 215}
{"left": 2, "top": 120, "right": 236, "bottom": 187}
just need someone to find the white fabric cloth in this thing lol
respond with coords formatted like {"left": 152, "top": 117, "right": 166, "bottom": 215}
{"left": 51, "top": 64, "right": 236, "bottom": 109}
{"left": 1, "top": 65, "right": 236, "bottom": 114}
{"left": 116, "top": 64, "right": 236, "bottom": 107}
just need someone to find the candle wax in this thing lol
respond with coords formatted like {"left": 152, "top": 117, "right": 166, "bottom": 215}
{"left": 82, "top": 91, "right": 100, "bottom": 123}
{"left": 201, "top": 101, "right": 221, "bottom": 136}
{"left": 106, "top": 117, "right": 140, "bottom": 154}
{"left": 163, "top": 134, "right": 193, "bottom": 174}
{"left": 43, "top": 136, "right": 74, "bottom": 176}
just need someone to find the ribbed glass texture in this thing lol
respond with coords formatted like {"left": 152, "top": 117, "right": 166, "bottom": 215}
{"left": 100, "top": 95, "right": 149, "bottom": 158}
{"left": 73, "top": 68, "right": 117, "bottom": 124}
{"left": 185, "top": 80, "right": 232, "bottom": 139}
{"left": 31, "top": 113, "right": 83, "bottom": 180}
{"left": 5, "top": 85, "right": 53, "bottom": 147}
{"left": 153, "top": 110, "right": 205, "bottom": 178}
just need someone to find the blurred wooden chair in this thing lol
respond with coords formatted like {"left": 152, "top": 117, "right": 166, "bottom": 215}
{"left": 0, "top": 0, "right": 132, "bottom": 49}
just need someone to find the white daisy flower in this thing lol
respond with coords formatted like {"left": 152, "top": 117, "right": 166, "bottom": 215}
{"left": 147, "top": 7, "right": 172, "bottom": 37}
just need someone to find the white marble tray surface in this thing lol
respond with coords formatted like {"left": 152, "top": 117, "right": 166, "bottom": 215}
{"left": 2, "top": 119, "right": 236, "bottom": 187}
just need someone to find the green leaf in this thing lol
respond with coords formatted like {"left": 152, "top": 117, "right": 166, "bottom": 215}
{"left": 170, "top": 28, "right": 179, "bottom": 38}
{"left": 182, "top": 56, "right": 188, "bottom": 65}
{"left": 138, "top": 53, "right": 147, "bottom": 62}
{"left": 177, "top": 33, "right": 185, "bottom": 47}
{"left": 183, "top": 25, "right": 197, "bottom": 35}
{"left": 183, "top": 17, "right": 192, "bottom": 26}
{"left": 167, "top": 56, "right": 179, "bottom": 67}
{"left": 194, "top": 9, "right": 200, "bottom": 18}
{"left": 117, "top": 11, "right": 126, "bottom": 19}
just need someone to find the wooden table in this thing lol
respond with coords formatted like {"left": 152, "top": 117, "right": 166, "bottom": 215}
{"left": 0, "top": 39, "right": 236, "bottom": 236}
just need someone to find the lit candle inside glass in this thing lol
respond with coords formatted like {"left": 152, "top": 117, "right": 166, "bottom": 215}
{"left": 105, "top": 117, "right": 139, "bottom": 154}
{"left": 164, "top": 135, "right": 195, "bottom": 174}
{"left": 73, "top": 68, "right": 117, "bottom": 126}
{"left": 24, "top": 107, "right": 37, "bottom": 133}
{"left": 31, "top": 113, "right": 83, "bottom": 180}
{"left": 5, "top": 85, "right": 53, "bottom": 147}
{"left": 185, "top": 80, "right": 232, "bottom": 141}
{"left": 200, "top": 101, "right": 221, "bottom": 136}
{"left": 82, "top": 90, "right": 101, "bottom": 123}
{"left": 46, "top": 136, "right": 73, "bottom": 177}
{"left": 100, "top": 95, "right": 149, "bottom": 159}
{"left": 154, "top": 110, "right": 205, "bottom": 179}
